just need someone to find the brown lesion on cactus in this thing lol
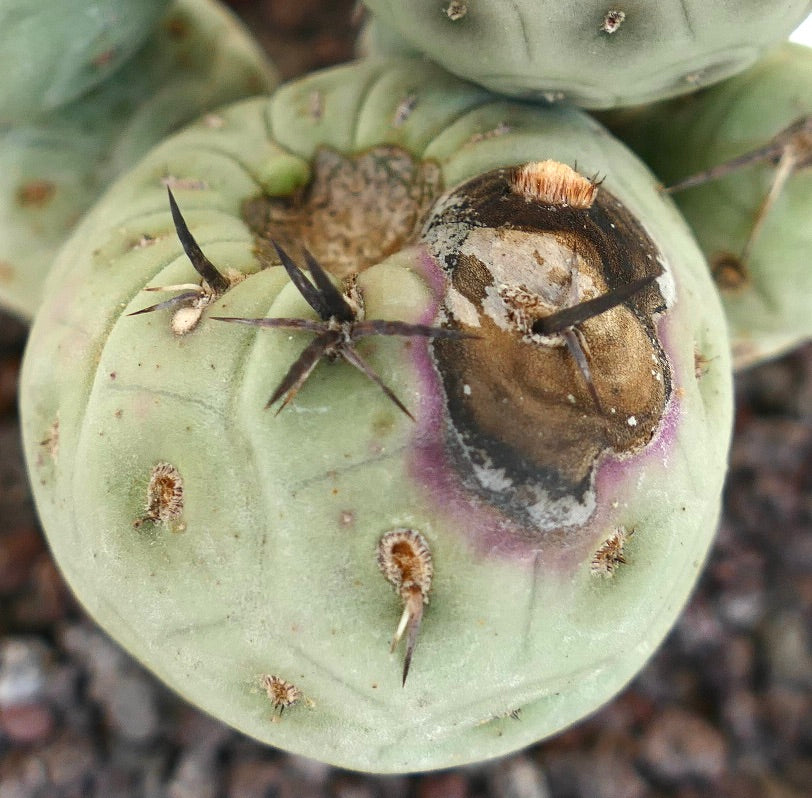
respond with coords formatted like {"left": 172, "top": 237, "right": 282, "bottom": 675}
{"left": 422, "top": 162, "right": 671, "bottom": 531}
{"left": 134, "top": 462, "right": 185, "bottom": 530}
{"left": 91, "top": 48, "right": 117, "bottom": 69}
{"left": 128, "top": 188, "right": 245, "bottom": 335}
{"left": 694, "top": 348, "right": 714, "bottom": 380}
{"left": 164, "top": 13, "right": 190, "bottom": 40}
{"left": 377, "top": 529, "right": 433, "bottom": 686}
{"left": 37, "top": 417, "right": 60, "bottom": 464}
{"left": 242, "top": 146, "right": 442, "bottom": 280}
{"left": 477, "top": 707, "right": 523, "bottom": 727}
{"left": 16, "top": 180, "right": 56, "bottom": 208}
{"left": 591, "top": 526, "right": 633, "bottom": 576}
{"left": 260, "top": 674, "right": 303, "bottom": 716}
{"left": 0, "top": 261, "right": 13, "bottom": 283}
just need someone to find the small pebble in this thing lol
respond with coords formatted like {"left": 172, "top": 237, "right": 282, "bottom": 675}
{"left": 417, "top": 770, "right": 469, "bottom": 798}
{"left": 106, "top": 671, "right": 163, "bottom": 744}
{"left": 167, "top": 749, "right": 221, "bottom": 798}
{"left": 0, "top": 526, "right": 45, "bottom": 594}
{"left": 487, "top": 754, "right": 550, "bottom": 798}
{"left": 0, "top": 637, "right": 50, "bottom": 707}
{"left": 0, "top": 702, "right": 55, "bottom": 744}
{"left": 227, "top": 757, "right": 285, "bottom": 798}
{"left": 639, "top": 708, "right": 728, "bottom": 783}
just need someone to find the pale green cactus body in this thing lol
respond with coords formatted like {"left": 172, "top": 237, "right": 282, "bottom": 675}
{"left": 362, "top": 0, "right": 812, "bottom": 108}
{"left": 601, "top": 43, "right": 812, "bottom": 368}
{"left": 0, "top": 0, "right": 170, "bottom": 122}
{"left": 0, "top": 0, "right": 278, "bottom": 321}
{"left": 21, "top": 59, "right": 732, "bottom": 773}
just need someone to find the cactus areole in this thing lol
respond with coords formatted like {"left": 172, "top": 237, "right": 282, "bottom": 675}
{"left": 21, "top": 61, "right": 733, "bottom": 772}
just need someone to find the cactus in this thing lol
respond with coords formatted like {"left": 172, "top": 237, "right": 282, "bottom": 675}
{"left": 0, "top": 0, "right": 170, "bottom": 123}
{"left": 601, "top": 43, "right": 812, "bottom": 368}
{"left": 362, "top": 1, "right": 812, "bottom": 108}
{"left": 20, "top": 59, "right": 733, "bottom": 773}
{"left": 0, "top": 0, "right": 278, "bottom": 321}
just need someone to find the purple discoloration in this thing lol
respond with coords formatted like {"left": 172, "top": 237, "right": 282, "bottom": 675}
{"left": 406, "top": 245, "right": 683, "bottom": 568}
{"left": 408, "top": 247, "right": 553, "bottom": 562}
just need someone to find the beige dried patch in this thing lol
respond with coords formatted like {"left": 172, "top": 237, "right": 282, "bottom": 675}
{"left": 203, "top": 113, "right": 225, "bottom": 129}
{"left": 131, "top": 234, "right": 157, "bottom": 250}
{"left": 467, "top": 122, "right": 511, "bottom": 146}
{"left": 591, "top": 526, "right": 633, "bottom": 576}
{"left": 510, "top": 161, "right": 598, "bottom": 209}
{"left": 261, "top": 674, "right": 302, "bottom": 715}
{"left": 39, "top": 417, "right": 60, "bottom": 462}
{"left": 694, "top": 349, "right": 713, "bottom": 379}
{"left": 161, "top": 175, "right": 208, "bottom": 192}
{"left": 308, "top": 90, "right": 324, "bottom": 120}
{"left": 0, "top": 261, "right": 14, "bottom": 283}
{"left": 135, "top": 462, "right": 184, "bottom": 528}
{"left": 393, "top": 94, "right": 418, "bottom": 128}
{"left": 243, "top": 146, "right": 442, "bottom": 280}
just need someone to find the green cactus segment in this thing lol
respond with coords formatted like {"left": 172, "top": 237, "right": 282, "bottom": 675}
{"left": 0, "top": 0, "right": 278, "bottom": 321}
{"left": 0, "top": 0, "right": 170, "bottom": 122}
{"left": 21, "top": 60, "right": 732, "bottom": 772}
{"left": 601, "top": 43, "right": 812, "bottom": 368}
{"left": 363, "top": 0, "right": 812, "bottom": 108}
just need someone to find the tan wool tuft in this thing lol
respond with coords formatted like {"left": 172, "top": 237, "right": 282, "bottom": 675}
{"left": 511, "top": 160, "right": 598, "bottom": 208}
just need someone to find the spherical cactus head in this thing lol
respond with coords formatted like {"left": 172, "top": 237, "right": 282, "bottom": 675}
{"left": 21, "top": 59, "right": 733, "bottom": 773}
{"left": 0, "top": 0, "right": 278, "bottom": 321}
{"left": 601, "top": 43, "right": 812, "bottom": 368}
{"left": 362, "top": 0, "right": 812, "bottom": 108}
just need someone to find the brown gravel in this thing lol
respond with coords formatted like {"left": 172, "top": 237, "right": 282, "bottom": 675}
{"left": 1, "top": 2, "right": 810, "bottom": 796}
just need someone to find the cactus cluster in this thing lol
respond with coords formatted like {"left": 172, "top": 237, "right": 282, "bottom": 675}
{"left": 7, "top": 0, "right": 810, "bottom": 776}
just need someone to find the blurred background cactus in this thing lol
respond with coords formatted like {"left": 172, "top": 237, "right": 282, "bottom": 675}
{"left": 362, "top": 0, "right": 812, "bottom": 107}
{"left": 0, "top": 0, "right": 278, "bottom": 320}
{"left": 0, "top": 0, "right": 171, "bottom": 122}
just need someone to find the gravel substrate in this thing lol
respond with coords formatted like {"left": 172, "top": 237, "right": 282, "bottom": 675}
{"left": 1, "top": 3, "right": 810, "bottom": 795}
